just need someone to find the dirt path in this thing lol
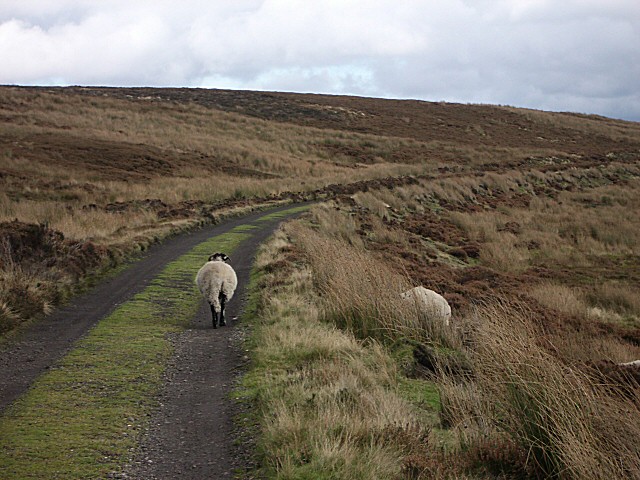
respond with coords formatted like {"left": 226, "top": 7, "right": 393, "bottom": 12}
{"left": 0, "top": 204, "right": 308, "bottom": 477}
{"left": 122, "top": 217, "right": 286, "bottom": 479}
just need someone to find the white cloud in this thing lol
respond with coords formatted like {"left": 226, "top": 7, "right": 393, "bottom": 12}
{"left": 0, "top": 0, "right": 638, "bottom": 120}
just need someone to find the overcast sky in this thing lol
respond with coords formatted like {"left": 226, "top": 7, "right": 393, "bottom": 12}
{"left": 1, "top": 1, "right": 639, "bottom": 121}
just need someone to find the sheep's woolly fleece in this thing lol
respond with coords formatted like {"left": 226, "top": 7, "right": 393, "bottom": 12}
{"left": 400, "top": 286, "right": 451, "bottom": 325}
{"left": 195, "top": 260, "right": 238, "bottom": 314}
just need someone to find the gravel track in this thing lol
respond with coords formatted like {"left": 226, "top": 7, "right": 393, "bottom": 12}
{"left": 0, "top": 203, "right": 309, "bottom": 478}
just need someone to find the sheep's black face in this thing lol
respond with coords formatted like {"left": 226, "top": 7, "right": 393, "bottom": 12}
{"left": 209, "top": 252, "right": 230, "bottom": 263}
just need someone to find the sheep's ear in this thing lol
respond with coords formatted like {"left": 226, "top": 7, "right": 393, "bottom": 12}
{"left": 208, "top": 253, "right": 218, "bottom": 262}
{"left": 223, "top": 254, "right": 230, "bottom": 262}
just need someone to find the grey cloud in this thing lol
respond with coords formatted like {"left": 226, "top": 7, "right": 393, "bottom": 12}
{"left": 0, "top": 1, "right": 638, "bottom": 121}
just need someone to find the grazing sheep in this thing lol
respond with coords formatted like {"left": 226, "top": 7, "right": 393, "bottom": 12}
{"left": 195, "top": 253, "right": 238, "bottom": 329}
{"left": 401, "top": 286, "right": 451, "bottom": 326}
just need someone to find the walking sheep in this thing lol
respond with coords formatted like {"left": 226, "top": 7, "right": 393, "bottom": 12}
{"left": 195, "top": 253, "right": 238, "bottom": 329}
{"left": 401, "top": 286, "right": 451, "bottom": 326}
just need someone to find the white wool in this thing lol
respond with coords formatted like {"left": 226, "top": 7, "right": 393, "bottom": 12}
{"left": 195, "top": 260, "right": 237, "bottom": 313}
{"left": 620, "top": 360, "right": 640, "bottom": 368}
{"left": 400, "top": 286, "right": 451, "bottom": 326}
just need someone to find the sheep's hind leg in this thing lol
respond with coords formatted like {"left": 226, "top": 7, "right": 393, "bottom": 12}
{"left": 210, "top": 303, "right": 218, "bottom": 329}
{"left": 219, "top": 294, "right": 227, "bottom": 327}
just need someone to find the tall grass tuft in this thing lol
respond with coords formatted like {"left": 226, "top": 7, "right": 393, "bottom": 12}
{"left": 471, "top": 300, "right": 640, "bottom": 479}
{"left": 527, "top": 282, "right": 588, "bottom": 318}
{"left": 290, "top": 207, "right": 458, "bottom": 347}
{"left": 0, "top": 262, "right": 54, "bottom": 332}
{"left": 588, "top": 282, "right": 640, "bottom": 318}
{"left": 296, "top": 224, "right": 406, "bottom": 341}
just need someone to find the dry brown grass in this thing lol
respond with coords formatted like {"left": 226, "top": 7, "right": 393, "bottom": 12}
{"left": 509, "top": 106, "right": 640, "bottom": 144}
{"left": 434, "top": 301, "right": 640, "bottom": 479}
{"left": 0, "top": 87, "right": 431, "bottom": 245}
{"left": 447, "top": 176, "right": 640, "bottom": 278}
{"left": 5, "top": 86, "right": 637, "bottom": 250}
{"left": 278, "top": 175, "right": 640, "bottom": 477}
{"left": 3, "top": 86, "right": 640, "bottom": 476}
{"left": 243, "top": 227, "right": 433, "bottom": 479}
{"left": 469, "top": 301, "right": 640, "bottom": 479}
{"left": 261, "top": 201, "right": 640, "bottom": 478}
{"left": 527, "top": 282, "right": 589, "bottom": 318}
{"left": 290, "top": 205, "right": 460, "bottom": 348}
{"left": 0, "top": 87, "right": 435, "bottom": 333}
{"left": 351, "top": 191, "right": 393, "bottom": 220}
{"left": 0, "top": 260, "right": 53, "bottom": 334}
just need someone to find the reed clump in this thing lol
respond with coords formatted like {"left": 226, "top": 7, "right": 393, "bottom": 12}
{"left": 468, "top": 301, "right": 640, "bottom": 479}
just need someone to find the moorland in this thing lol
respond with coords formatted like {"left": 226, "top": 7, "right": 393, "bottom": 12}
{"left": 1, "top": 85, "right": 640, "bottom": 478}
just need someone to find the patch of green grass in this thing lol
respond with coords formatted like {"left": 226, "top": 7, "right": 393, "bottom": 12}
{"left": 256, "top": 204, "right": 312, "bottom": 223}
{"left": 233, "top": 224, "right": 259, "bottom": 233}
{"left": 398, "top": 377, "right": 441, "bottom": 412}
{"left": 231, "top": 265, "right": 266, "bottom": 409}
{"left": 397, "top": 376, "right": 442, "bottom": 432}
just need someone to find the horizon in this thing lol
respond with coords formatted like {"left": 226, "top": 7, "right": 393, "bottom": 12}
{"left": 4, "top": 83, "right": 638, "bottom": 124}
{"left": 1, "top": 1, "right": 639, "bottom": 123}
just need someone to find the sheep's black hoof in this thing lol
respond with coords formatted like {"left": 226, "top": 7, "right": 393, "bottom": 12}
{"left": 219, "top": 319, "right": 226, "bottom": 327}
{"left": 212, "top": 321, "right": 218, "bottom": 329}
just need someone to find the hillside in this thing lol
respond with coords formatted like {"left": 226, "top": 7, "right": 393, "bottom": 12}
{"left": 2, "top": 84, "right": 640, "bottom": 331}
{"left": 2, "top": 85, "right": 640, "bottom": 478}
{"left": 53, "top": 86, "right": 640, "bottom": 152}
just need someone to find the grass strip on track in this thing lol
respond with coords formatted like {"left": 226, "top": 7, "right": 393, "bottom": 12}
{"left": 255, "top": 204, "right": 312, "bottom": 223}
{"left": 0, "top": 218, "right": 270, "bottom": 479}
